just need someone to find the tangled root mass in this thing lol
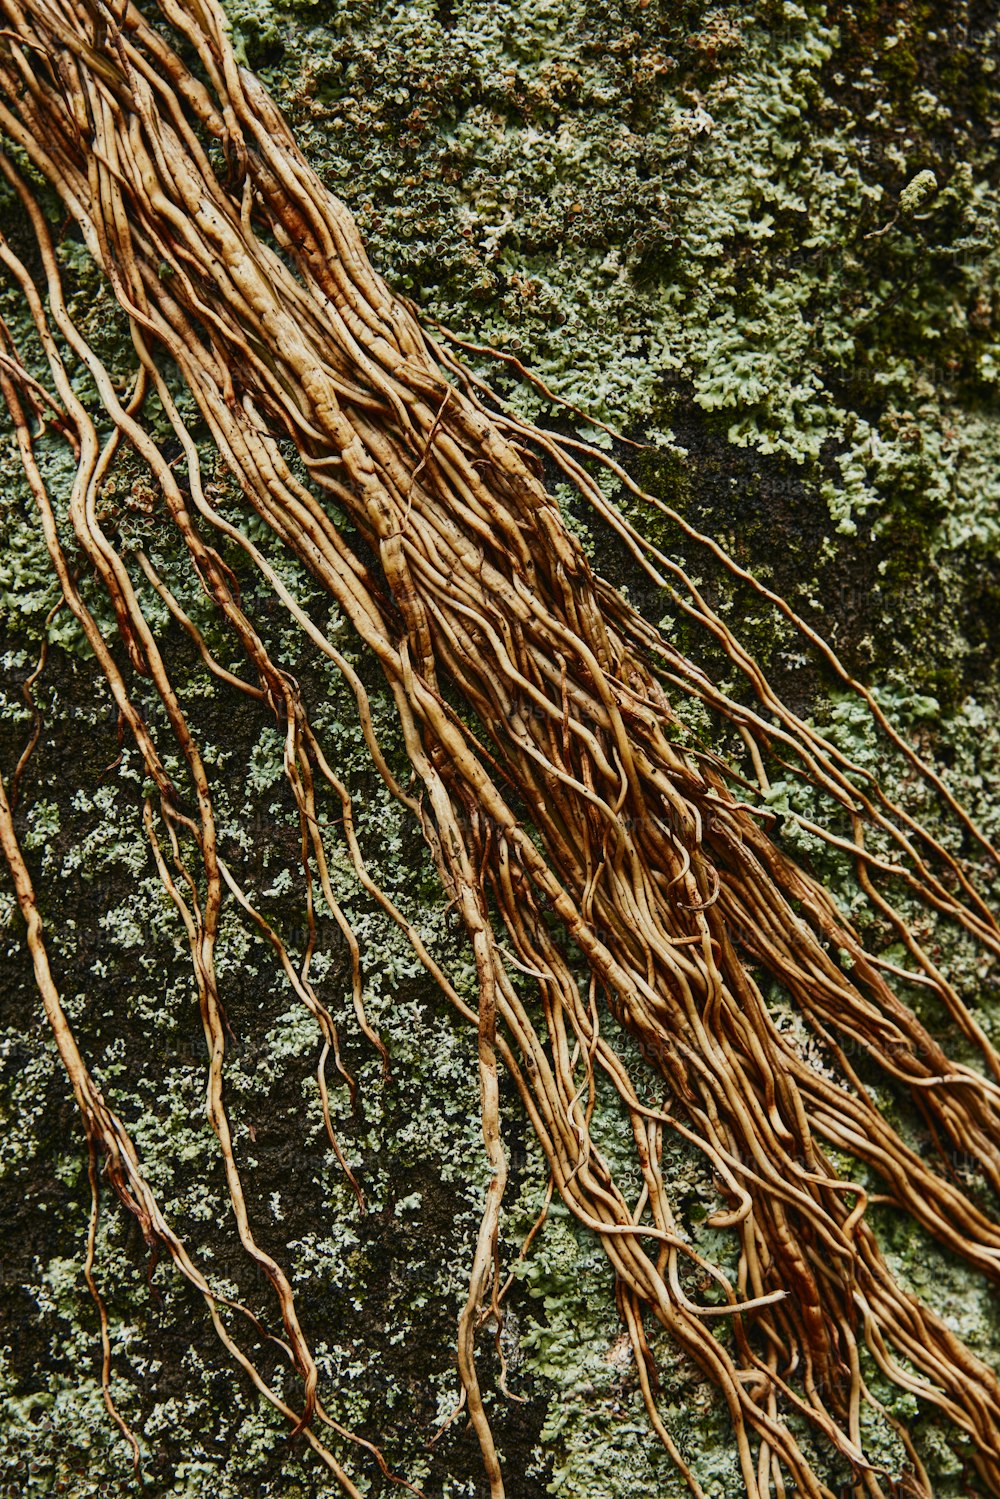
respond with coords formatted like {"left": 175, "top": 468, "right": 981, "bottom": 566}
{"left": 0, "top": 2, "right": 999, "bottom": 1494}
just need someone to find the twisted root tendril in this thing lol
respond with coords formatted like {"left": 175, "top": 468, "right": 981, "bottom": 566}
{"left": 0, "top": 2, "right": 999, "bottom": 1495}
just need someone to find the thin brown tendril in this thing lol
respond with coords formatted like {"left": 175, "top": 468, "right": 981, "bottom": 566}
{"left": 0, "top": 3, "right": 998, "bottom": 1496}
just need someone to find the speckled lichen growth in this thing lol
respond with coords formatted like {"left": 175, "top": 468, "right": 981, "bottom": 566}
{"left": 1, "top": 1, "right": 998, "bottom": 1496}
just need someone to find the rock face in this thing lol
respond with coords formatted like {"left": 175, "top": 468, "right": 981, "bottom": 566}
{"left": 0, "top": 2, "right": 998, "bottom": 1496}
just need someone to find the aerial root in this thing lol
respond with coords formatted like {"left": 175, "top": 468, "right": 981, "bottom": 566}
{"left": 1, "top": 1, "right": 1000, "bottom": 1494}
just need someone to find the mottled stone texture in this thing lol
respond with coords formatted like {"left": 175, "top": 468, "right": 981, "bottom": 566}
{"left": 1, "top": 2, "right": 998, "bottom": 1496}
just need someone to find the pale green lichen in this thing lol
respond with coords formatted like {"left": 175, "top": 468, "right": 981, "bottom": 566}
{"left": 2, "top": 0, "right": 1000, "bottom": 1495}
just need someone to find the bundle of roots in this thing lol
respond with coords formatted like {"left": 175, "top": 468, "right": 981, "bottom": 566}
{"left": 1, "top": 1, "right": 999, "bottom": 1494}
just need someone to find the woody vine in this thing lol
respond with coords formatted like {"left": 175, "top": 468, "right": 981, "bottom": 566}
{"left": 0, "top": 1, "right": 998, "bottom": 1495}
